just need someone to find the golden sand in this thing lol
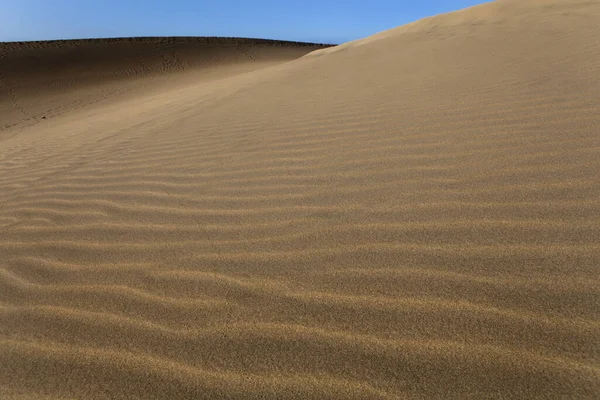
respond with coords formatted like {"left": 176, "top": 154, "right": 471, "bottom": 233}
{"left": 1, "top": 1, "right": 599, "bottom": 398}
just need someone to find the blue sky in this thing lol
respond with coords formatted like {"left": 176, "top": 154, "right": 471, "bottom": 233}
{"left": 0, "top": 0, "right": 487, "bottom": 44}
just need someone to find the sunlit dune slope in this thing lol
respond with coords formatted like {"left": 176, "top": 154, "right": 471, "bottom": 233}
{"left": 1, "top": 0, "right": 599, "bottom": 399}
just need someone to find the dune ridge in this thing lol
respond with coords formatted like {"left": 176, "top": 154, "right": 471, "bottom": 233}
{"left": 1, "top": 0, "right": 600, "bottom": 398}
{"left": 0, "top": 37, "right": 332, "bottom": 133}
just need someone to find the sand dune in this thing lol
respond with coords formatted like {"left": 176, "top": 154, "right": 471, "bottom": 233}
{"left": 0, "top": 37, "right": 330, "bottom": 132}
{"left": 1, "top": 0, "right": 600, "bottom": 398}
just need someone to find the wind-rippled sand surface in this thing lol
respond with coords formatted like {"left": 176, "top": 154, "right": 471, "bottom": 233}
{"left": 1, "top": 0, "right": 599, "bottom": 398}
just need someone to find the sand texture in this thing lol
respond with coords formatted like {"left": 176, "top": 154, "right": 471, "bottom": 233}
{"left": 1, "top": 0, "right": 599, "bottom": 398}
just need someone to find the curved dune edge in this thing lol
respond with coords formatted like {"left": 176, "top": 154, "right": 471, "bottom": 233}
{"left": 0, "top": 36, "right": 332, "bottom": 132}
{"left": 1, "top": 0, "right": 600, "bottom": 398}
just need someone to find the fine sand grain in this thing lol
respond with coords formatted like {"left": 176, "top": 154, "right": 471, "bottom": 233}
{"left": 1, "top": 0, "right": 599, "bottom": 398}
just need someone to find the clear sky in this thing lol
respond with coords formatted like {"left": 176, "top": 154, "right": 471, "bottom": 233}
{"left": 0, "top": 0, "right": 487, "bottom": 44}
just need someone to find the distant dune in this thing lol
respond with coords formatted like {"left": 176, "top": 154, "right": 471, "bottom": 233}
{"left": 0, "top": 37, "right": 331, "bottom": 131}
{"left": 1, "top": 0, "right": 599, "bottom": 399}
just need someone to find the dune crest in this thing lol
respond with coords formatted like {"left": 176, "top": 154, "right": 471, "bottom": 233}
{"left": 1, "top": 0, "right": 599, "bottom": 399}
{"left": 0, "top": 37, "right": 331, "bottom": 132}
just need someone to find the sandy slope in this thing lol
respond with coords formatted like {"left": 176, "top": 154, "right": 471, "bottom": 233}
{"left": 0, "top": 37, "right": 330, "bottom": 132}
{"left": 1, "top": 0, "right": 599, "bottom": 399}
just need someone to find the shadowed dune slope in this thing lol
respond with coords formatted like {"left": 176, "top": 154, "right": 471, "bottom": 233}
{"left": 0, "top": 37, "right": 331, "bottom": 131}
{"left": 1, "top": 0, "right": 600, "bottom": 399}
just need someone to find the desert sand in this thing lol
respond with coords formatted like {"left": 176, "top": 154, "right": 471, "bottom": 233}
{"left": 0, "top": 0, "right": 599, "bottom": 398}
